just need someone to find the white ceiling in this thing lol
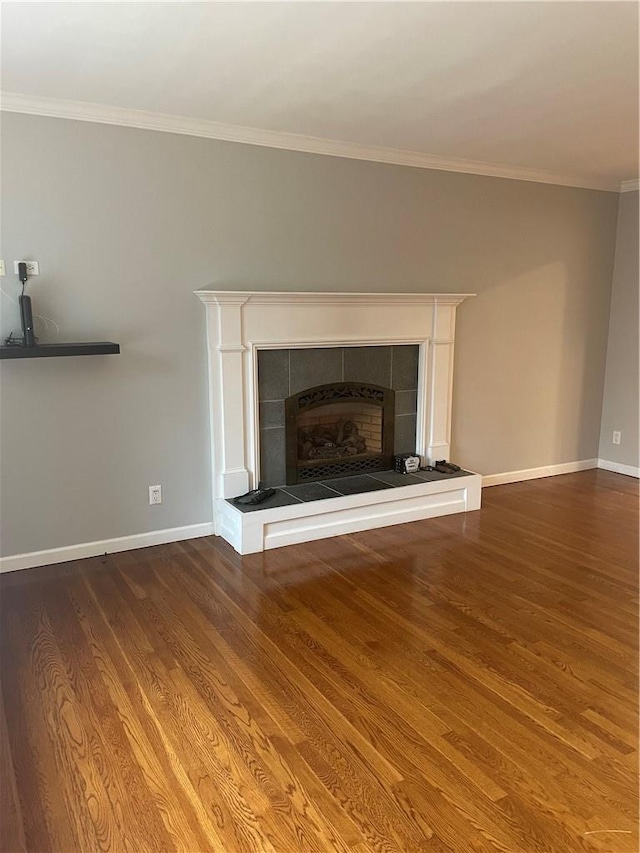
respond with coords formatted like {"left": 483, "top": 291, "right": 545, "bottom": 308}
{"left": 1, "top": 2, "right": 638, "bottom": 191}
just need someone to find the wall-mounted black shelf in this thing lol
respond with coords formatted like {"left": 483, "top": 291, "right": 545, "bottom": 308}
{"left": 0, "top": 342, "right": 120, "bottom": 359}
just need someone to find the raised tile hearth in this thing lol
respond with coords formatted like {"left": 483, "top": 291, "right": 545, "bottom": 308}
{"left": 229, "top": 467, "right": 475, "bottom": 512}
{"left": 196, "top": 290, "right": 481, "bottom": 554}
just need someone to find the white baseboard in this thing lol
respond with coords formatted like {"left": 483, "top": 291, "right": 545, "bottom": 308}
{"left": 597, "top": 458, "right": 640, "bottom": 478}
{"left": 0, "top": 522, "right": 214, "bottom": 574}
{"left": 482, "top": 459, "right": 598, "bottom": 487}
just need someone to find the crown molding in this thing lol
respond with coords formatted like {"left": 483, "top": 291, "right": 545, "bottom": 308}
{"left": 1, "top": 91, "right": 621, "bottom": 193}
{"left": 620, "top": 178, "right": 640, "bottom": 192}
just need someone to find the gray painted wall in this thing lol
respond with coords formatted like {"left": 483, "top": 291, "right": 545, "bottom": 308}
{"left": 0, "top": 113, "right": 619, "bottom": 558}
{"left": 598, "top": 191, "right": 639, "bottom": 468}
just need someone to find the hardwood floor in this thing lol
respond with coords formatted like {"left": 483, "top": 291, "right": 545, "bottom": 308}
{"left": 1, "top": 469, "right": 637, "bottom": 853}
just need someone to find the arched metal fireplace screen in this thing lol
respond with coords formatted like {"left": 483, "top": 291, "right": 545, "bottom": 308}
{"left": 285, "top": 382, "right": 395, "bottom": 483}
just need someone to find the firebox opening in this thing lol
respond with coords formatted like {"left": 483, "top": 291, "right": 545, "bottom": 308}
{"left": 298, "top": 402, "right": 382, "bottom": 459}
{"left": 285, "top": 382, "right": 395, "bottom": 484}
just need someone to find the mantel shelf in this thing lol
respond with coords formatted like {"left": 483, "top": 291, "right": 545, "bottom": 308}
{"left": 0, "top": 342, "right": 120, "bottom": 359}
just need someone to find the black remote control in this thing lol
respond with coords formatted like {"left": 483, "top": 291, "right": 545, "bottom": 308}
{"left": 233, "top": 488, "right": 276, "bottom": 506}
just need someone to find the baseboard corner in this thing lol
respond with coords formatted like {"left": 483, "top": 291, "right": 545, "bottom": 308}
{"left": 597, "top": 458, "right": 640, "bottom": 479}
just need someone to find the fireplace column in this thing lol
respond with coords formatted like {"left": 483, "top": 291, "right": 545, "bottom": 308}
{"left": 425, "top": 302, "right": 457, "bottom": 464}
{"left": 200, "top": 293, "right": 251, "bottom": 512}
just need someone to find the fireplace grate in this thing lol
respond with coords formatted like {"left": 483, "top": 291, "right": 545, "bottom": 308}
{"left": 297, "top": 384, "right": 385, "bottom": 409}
{"left": 285, "top": 381, "right": 395, "bottom": 484}
{"left": 297, "top": 456, "right": 385, "bottom": 481}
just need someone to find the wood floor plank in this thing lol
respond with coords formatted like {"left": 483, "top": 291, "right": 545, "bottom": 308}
{"left": 69, "top": 581, "right": 221, "bottom": 852}
{"left": 0, "top": 589, "right": 99, "bottom": 853}
{"left": 0, "top": 680, "right": 26, "bottom": 853}
{"left": 44, "top": 583, "right": 178, "bottom": 852}
{"left": 1, "top": 469, "right": 637, "bottom": 852}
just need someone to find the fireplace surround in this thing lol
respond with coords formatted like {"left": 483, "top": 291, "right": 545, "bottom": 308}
{"left": 257, "top": 342, "right": 421, "bottom": 486}
{"left": 195, "top": 290, "right": 481, "bottom": 554}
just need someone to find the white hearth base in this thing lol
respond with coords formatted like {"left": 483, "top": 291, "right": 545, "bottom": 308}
{"left": 217, "top": 472, "right": 481, "bottom": 555}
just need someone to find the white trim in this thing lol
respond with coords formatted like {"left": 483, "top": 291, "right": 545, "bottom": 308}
{"left": 597, "top": 458, "right": 640, "bottom": 478}
{"left": 0, "top": 91, "right": 621, "bottom": 193}
{"left": 620, "top": 179, "right": 640, "bottom": 193}
{"left": 482, "top": 459, "right": 598, "bottom": 487}
{"left": 194, "top": 290, "right": 476, "bottom": 307}
{"left": 250, "top": 336, "right": 435, "bottom": 349}
{"left": 0, "top": 522, "right": 214, "bottom": 574}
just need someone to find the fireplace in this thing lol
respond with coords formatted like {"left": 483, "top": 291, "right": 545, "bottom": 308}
{"left": 195, "top": 290, "right": 481, "bottom": 554}
{"left": 286, "top": 382, "right": 395, "bottom": 483}
{"left": 257, "top": 344, "right": 419, "bottom": 487}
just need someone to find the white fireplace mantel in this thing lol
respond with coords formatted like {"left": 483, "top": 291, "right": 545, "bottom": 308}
{"left": 196, "top": 290, "right": 480, "bottom": 553}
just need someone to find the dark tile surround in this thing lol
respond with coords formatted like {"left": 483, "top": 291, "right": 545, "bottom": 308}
{"left": 258, "top": 345, "right": 420, "bottom": 487}
{"left": 229, "top": 468, "right": 473, "bottom": 513}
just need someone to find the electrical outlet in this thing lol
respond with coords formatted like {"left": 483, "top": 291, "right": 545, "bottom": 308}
{"left": 612, "top": 431, "right": 621, "bottom": 445}
{"left": 14, "top": 260, "right": 39, "bottom": 276}
{"left": 149, "top": 484, "right": 162, "bottom": 505}
{"left": 0, "top": 260, "right": 5, "bottom": 276}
